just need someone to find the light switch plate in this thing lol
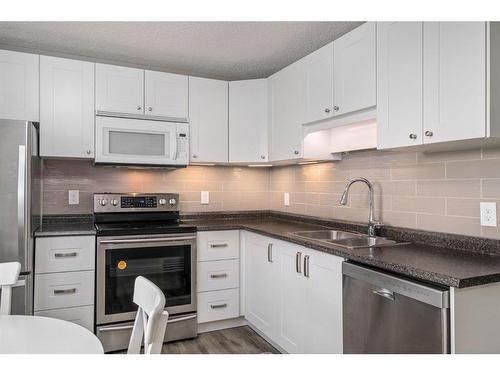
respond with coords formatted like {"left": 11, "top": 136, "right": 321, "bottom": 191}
{"left": 480, "top": 202, "right": 497, "bottom": 227}
{"left": 284, "top": 192, "right": 290, "bottom": 206}
{"left": 68, "top": 190, "right": 79, "bottom": 205}
{"left": 201, "top": 191, "right": 209, "bottom": 205}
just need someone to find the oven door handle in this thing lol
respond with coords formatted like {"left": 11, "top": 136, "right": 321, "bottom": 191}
{"left": 99, "top": 236, "right": 196, "bottom": 244}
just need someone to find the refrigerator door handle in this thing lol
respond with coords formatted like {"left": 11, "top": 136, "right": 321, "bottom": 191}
{"left": 17, "top": 145, "right": 26, "bottom": 269}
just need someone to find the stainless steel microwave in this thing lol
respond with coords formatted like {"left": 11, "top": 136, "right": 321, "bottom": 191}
{"left": 95, "top": 116, "right": 189, "bottom": 167}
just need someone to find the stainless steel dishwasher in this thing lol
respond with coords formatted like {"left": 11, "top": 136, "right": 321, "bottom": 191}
{"left": 342, "top": 262, "right": 450, "bottom": 354}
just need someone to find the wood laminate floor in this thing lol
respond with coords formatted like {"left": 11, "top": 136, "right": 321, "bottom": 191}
{"left": 161, "top": 326, "right": 280, "bottom": 354}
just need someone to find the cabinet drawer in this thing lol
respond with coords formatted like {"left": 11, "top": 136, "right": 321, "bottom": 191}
{"left": 197, "top": 259, "right": 239, "bottom": 292}
{"left": 197, "top": 289, "right": 240, "bottom": 323}
{"left": 35, "top": 236, "right": 95, "bottom": 274}
{"left": 34, "top": 271, "right": 94, "bottom": 310}
{"left": 197, "top": 230, "right": 239, "bottom": 261}
{"left": 35, "top": 305, "right": 94, "bottom": 331}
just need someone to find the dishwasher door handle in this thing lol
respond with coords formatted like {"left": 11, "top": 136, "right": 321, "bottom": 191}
{"left": 372, "top": 288, "right": 395, "bottom": 301}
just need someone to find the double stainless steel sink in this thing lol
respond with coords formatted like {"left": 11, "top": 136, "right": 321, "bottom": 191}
{"left": 290, "top": 230, "right": 405, "bottom": 250}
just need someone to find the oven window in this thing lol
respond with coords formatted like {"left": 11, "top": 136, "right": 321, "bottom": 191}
{"left": 105, "top": 244, "right": 191, "bottom": 314}
{"left": 108, "top": 131, "right": 166, "bottom": 156}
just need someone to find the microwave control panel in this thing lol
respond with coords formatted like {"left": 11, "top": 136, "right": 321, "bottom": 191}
{"left": 176, "top": 124, "right": 189, "bottom": 161}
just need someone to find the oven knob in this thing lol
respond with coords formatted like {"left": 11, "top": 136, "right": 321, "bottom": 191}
{"left": 158, "top": 198, "right": 167, "bottom": 205}
{"left": 100, "top": 199, "right": 108, "bottom": 206}
{"left": 111, "top": 199, "right": 119, "bottom": 206}
{"left": 169, "top": 198, "right": 177, "bottom": 206}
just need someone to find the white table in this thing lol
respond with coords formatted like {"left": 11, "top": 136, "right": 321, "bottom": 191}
{"left": 0, "top": 315, "right": 104, "bottom": 354}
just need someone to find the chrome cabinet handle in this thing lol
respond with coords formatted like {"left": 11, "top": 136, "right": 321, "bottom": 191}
{"left": 53, "top": 288, "right": 77, "bottom": 295}
{"left": 294, "top": 150, "right": 300, "bottom": 155}
{"left": 409, "top": 133, "right": 417, "bottom": 139}
{"left": 192, "top": 154, "right": 198, "bottom": 159}
{"left": 333, "top": 106, "right": 339, "bottom": 111}
{"left": 373, "top": 288, "right": 395, "bottom": 301}
{"left": 303, "top": 255, "right": 310, "bottom": 278}
{"left": 86, "top": 149, "right": 91, "bottom": 155}
{"left": 54, "top": 252, "right": 78, "bottom": 258}
{"left": 137, "top": 105, "right": 142, "bottom": 111}
{"left": 261, "top": 155, "right": 266, "bottom": 159}
{"left": 210, "top": 243, "right": 228, "bottom": 248}
{"left": 267, "top": 243, "right": 273, "bottom": 263}
{"left": 210, "top": 273, "right": 228, "bottom": 279}
{"left": 425, "top": 130, "right": 433, "bottom": 137}
{"left": 296, "top": 252, "right": 302, "bottom": 273}
{"left": 210, "top": 303, "right": 227, "bottom": 309}
{"left": 324, "top": 108, "right": 331, "bottom": 113}
{"left": 148, "top": 107, "right": 153, "bottom": 111}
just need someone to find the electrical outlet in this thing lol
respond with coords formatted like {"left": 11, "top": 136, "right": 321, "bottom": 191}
{"left": 480, "top": 202, "right": 497, "bottom": 227}
{"left": 284, "top": 192, "right": 290, "bottom": 206}
{"left": 68, "top": 190, "right": 79, "bottom": 205}
{"left": 201, "top": 191, "right": 209, "bottom": 205}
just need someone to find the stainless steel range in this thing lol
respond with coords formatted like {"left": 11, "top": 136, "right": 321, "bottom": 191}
{"left": 93, "top": 193, "right": 197, "bottom": 352}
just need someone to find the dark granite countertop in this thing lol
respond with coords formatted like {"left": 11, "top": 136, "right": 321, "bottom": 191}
{"left": 34, "top": 211, "right": 500, "bottom": 288}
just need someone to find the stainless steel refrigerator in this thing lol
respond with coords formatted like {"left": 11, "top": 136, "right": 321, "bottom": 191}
{"left": 0, "top": 119, "right": 41, "bottom": 315}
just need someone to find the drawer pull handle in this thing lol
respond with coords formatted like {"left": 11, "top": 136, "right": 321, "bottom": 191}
{"left": 53, "top": 288, "right": 77, "bottom": 295}
{"left": 54, "top": 252, "right": 78, "bottom": 258}
{"left": 267, "top": 243, "right": 273, "bottom": 263}
{"left": 210, "top": 273, "right": 228, "bottom": 279}
{"left": 303, "top": 255, "right": 310, "bottom": 278}
{"left": 210, "top": 243, "right": 228, "bottom": 248}
{"left": 210, "top": 303, "right": 227, "bottom": 309}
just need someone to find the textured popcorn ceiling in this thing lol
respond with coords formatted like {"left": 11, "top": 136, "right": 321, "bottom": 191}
{"left": 0, "top": 21, "right": 362, "bottom": 80}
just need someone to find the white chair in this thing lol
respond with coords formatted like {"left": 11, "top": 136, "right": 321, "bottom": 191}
{"left": 0, "top": 262, "right": 21, "bottom": 315}
{"left": 127, "top": 276, "right": 169, "bottom": 354}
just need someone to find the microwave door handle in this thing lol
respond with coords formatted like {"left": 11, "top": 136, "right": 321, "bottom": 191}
{"left": 171, "top": 129, "right": 178, "bottom": 160}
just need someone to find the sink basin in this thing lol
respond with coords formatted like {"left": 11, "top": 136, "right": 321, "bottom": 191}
{"left": 290, "top": 230, "right": 406, "bottom": 250}
{"left": 291, "top": 230, "right": 361, "bottom": 241}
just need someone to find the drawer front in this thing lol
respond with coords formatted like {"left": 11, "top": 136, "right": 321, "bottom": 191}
{"left": 197, "top": 230, "right": 239, "bottom": 261}
{"left": 197, "top": 259, "right": 239, "bottom": 292}
{"left": 197, "top": 288, "right": 240, "bottom": 324}
{"left": 35, "top": 305, "right": 94, "bottom": 331}
{"left": 35, "top": 236, "right": 95, "bottom": 273}
{"left": 34, "top": 271, "right": 94, "bottom": 310}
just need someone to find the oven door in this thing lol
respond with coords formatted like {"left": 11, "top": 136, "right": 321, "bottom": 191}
{"left": 95, "top": 116, "right": 189, "bottom": 166}
{"left": 96, "top": 233, "right": 196, "bottom": 325}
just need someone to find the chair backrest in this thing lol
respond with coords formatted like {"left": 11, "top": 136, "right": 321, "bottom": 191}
{"left": 0, "top": 262, "right": 21, "bottom": 315}
{"left": 127, "top": 276, "right": 168, "bottom": 354}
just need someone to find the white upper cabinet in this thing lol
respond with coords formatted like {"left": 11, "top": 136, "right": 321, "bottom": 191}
{"left": 229, "top": 79, "right": 268, "bottom": 163}
{"left": 423, "top": 22, "right": 486, "bottom": 144}
{"left": 40, "top": 56, "right": 95, "bottom": 158}
{"left": 0, "top": 50, "right": 39, "bottom": 121}
{"left": 144, "top": 70, "right": 188, "bottom": 120}
{"left": 333, "top": 22, "right": 376, "bottom": 116}
{"left": 377, "top": 22, "right": 423, "bottom": 149}
{"left": 189, "top": 77, "right": 228, "bottom": 163}
{"left": 303, "top": 42, "right": 334, "bottom": 124}
{"left": 269, "top": 59, "right": 305, "bottom": 161}
{"left": 96, "top": 64, "right": 144, "bottom": 115}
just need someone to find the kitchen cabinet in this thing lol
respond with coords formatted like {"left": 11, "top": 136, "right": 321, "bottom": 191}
{"left": 229, "top": 79, "right": 268, "bottom": 163}
{"left": 189, "top": 77, "right": 228, "bottom": 163}
{"left": 333, "top": 22, "right": 376, "bottom": 117}
{"left": 303, "top": 42, "right": 334, "bottom": 124}
{"left": 0, "top": 50, "right": 39, "bottom": 121}
{"left": 423, "top": 22, "right": 486, "bottom": 144}
{"left": 95, "top": 64, "right": 144, "bottom": 115}
{"left": 40, "top": 56, "right": 95, "bottom": 158}
{"left": 377, "top": 22, "right": 423, "bottom": 149}
{"left": 145, "top": 70, "right": 188, "bottom": 120}
{"left": 268, "top": 59, "right": 305, "bottom": 161}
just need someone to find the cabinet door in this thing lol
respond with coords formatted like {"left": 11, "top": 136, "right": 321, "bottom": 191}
{"left": 303, "top": 42, "right": 334, "bottom": 124}
{"left": 144, "top": 70, "right": 188, "bottom": 120}
{"left": 95, "top": 64, "right": 144, "bottom": 114}
{"left": 40, "top": 56, "right": 95, "bottom": 158}
{"left": 423, "top": 22, "right": 486, "bottom": 144}
{"left": 229, "top": 79, "right": 268, "bottom": 163}
{"left": 377, "top": 22, "right": 423, "bottom": 149}
{"left": 334, "top": 22, "right": 376, "bottom": 116}
{"left": 275, "top": 244, "right": 307, "bottom": 354}
{"left": 269, "top": 60, "right": 304, "bottom": 161}
{"left": 189, "top": 77, "right": 228, "bottom": 163}
{"left": 303, "top": 250, "right": 343, "bottom": 353}
{"left": 244, "top": 233, "right": 278, "bottom": 340}
{"left": 0, "top": 50, "right": 39, "bottom": 121}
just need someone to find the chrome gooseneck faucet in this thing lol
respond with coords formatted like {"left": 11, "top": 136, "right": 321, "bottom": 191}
{"left": 340, "top": 177, "right": 382, "bottom": 237}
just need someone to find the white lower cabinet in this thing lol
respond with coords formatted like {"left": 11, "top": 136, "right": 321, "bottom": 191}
{"left": 197, "top": 289, "right": 240, "bottom": 324}
{"left": 35, "top": 305, "right": 94, "bottom": 331}
{"left": 244, "top": 231, "right": 343, "bottom": 353}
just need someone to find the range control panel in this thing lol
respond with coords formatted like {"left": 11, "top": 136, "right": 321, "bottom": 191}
{"left": 93, "top": 193, "right": 179, "bottom": 213}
